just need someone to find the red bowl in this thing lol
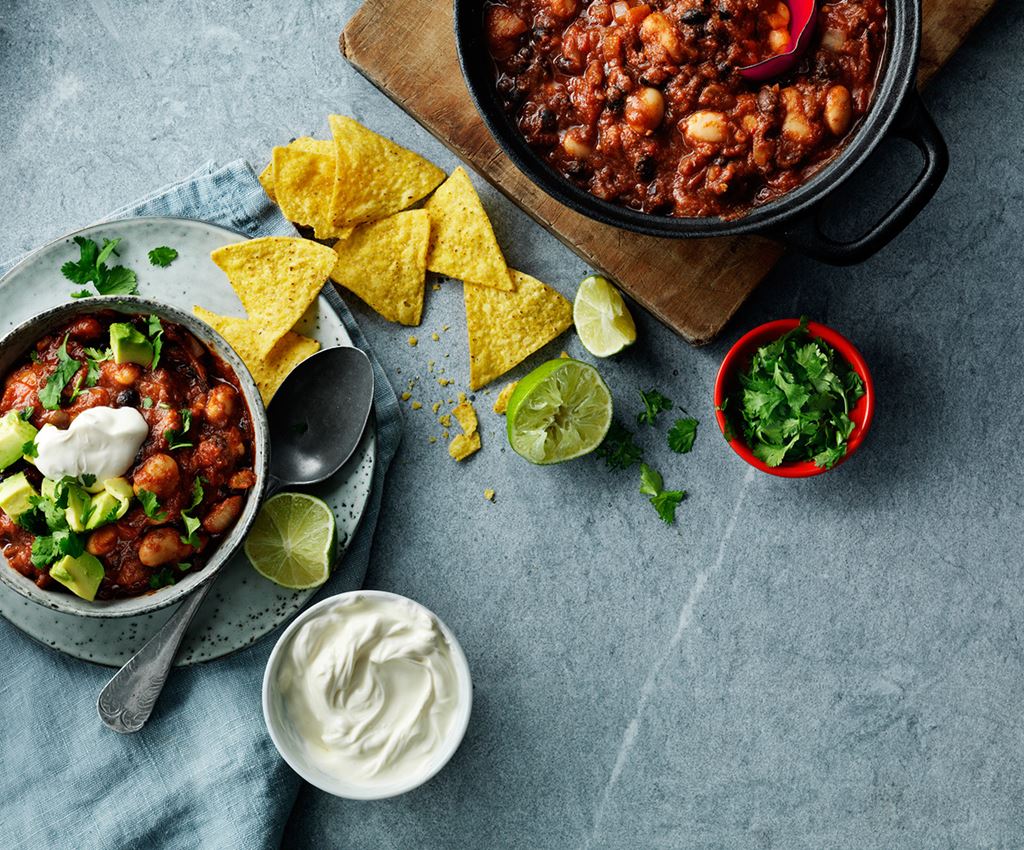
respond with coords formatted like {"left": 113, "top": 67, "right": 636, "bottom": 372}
{"left": 713, "top": 319, "right": 875, "bottom": 478}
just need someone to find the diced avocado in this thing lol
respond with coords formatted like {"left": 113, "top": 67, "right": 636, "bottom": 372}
{"left": 110, "top": 322, "right": 154, "bottom": 368}
{"left": 82, "top": 476, "right": 106, "bottom": 494}
{"left": 0, "top": 472, "right": 38, "bottom": 520}
{"left": 49, "top": 552, "right": 104, "bottom": 601}
{"left": 64, "top": 485, "right": 92, "bottom": 532}
{"left": 0, "top": 411, "right": 37, "bottom": 471}
{"left": 103, "top": 477, "right": 134, "bottom": 516}
{"left": 41, "top": 477, "right": 58, "bottom": 502}
{"left": 84, "top": 492, "right": 121, "bottom": 530}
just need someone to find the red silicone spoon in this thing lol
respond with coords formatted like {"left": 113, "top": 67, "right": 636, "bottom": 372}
{"left": 737, "top": 0, "right": 818, "bottom": 82}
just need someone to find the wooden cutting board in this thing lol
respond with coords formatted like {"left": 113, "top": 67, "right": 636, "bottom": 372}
{"left": 341, "top": 0, "right": 994, "bottom": 344}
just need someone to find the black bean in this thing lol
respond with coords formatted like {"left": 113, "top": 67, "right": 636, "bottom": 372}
{"left": 680, "top": 9, "right": 709, "bottom": 25}
{"left": 115, "top": 389, "right": 139, "bottom": 407}
{"left": 636, "top": 156, "right": 657, "bottom": 183}
{"left": 539, "top": 107, "right": 557, "bottom": 131}
{"left": 717, "top": 3, "right": 732, "bottom": 19}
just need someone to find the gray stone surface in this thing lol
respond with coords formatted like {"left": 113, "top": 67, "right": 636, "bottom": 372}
{"left": 2, "top": 1, "right": 1023, "bottom": 847}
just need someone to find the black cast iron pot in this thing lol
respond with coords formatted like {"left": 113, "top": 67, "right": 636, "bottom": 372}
{"left": 454, "top": 0, "right": 948, "bottom": 265}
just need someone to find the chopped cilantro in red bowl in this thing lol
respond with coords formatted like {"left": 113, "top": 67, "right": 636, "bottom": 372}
{"left": 713, "top": 319, "right": 874, "bottom": 478}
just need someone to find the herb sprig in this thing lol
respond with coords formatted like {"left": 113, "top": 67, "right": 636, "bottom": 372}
{"left": 61, "top": 236, "right": 138, "bottom": 296}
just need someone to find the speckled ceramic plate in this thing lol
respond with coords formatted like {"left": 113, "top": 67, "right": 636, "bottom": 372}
{"left": 0, "top": 217, "right": 376, "bottom": 666}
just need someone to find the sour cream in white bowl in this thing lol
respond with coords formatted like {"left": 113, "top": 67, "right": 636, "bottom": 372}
{"left": 262, "top": 590, "right": 472, "bottom": 799}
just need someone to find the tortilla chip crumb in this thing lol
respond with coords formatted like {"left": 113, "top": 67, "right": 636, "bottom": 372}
{"left": 431, "top": 333, "right": 440, "bottom": 341}
{"left": 411, "top": 401, "right": 423, "bottom": 410}
{"left": 560, "top": 351, "right": 569, "bottom": 358}
{"left": 438, "top": 414, "right": 452, "bottom": 428}
{"left": 484, "top": 489, "right": 495, "bottom": 502}
{"left": 408, "top": 336, "right": 418, "bottom": 346}
{"left": 429, "top": 436, "right": 437, "bottom": 444}
{"left": 452, "top": 401, "right": 478, "bottom": 436}
{"left": 442, "top": 430, "right": 450, "bottom": 439}
{"left": 438, "top": 377, "right": 452, "bottom": 387}
{"left": 449, "top": 432, "right": 481, "bottom": 461}
{"left": 432, "top": 283, "right": 442, "bottom": 291}
{"left": 493, "top": 381, "right": 518, "bottom": 414}
{"left": 442, "top": 325, "right": 450, "bottom": 332}
{"left": 458, "top": 392, "right": 468, "bottom": 404}
{"left": 432, "top": 402, "right": 441, "bottom": 414}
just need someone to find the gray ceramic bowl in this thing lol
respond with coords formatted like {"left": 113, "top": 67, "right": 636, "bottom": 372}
{"left": 0, "top": 296, "right": 269, "bottom": 618}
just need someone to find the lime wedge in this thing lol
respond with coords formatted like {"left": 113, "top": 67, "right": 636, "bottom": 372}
{"left": 244, "top": 493, "right": 337, "bottom": 589}
{"left": 506, "top": 358, "right": 613, "bottom": 464}
{"left": 573, "top": 274, "right": 636, "bottom": 357}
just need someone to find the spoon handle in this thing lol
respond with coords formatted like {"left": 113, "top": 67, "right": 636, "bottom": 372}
{"left": 97, "top": 580, "right": 213, "bottom": 733}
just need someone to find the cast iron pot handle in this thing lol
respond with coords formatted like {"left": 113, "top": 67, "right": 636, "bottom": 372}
{"left": 775, "top": 91, "right": 949, "bottom": 265}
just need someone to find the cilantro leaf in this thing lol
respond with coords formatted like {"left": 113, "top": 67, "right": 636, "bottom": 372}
{"left": 30, "top": 528, "right": 84, "bottom": 569}
{"left": 147, "top": 315, "right": 164, "bottom": 369}
{"left": 149, "top": 568, "right": 178, "bottom": 589}
{"left": 148, "top": 246, "right": 178, "bottom": 267}
{"left": 639, "top": 463, "right": 663, "bottom": 496}
{"left": 638, "top": 463, "right": 686, "bottom": 524}
{"left": 70, "top": 289, "right": 93, "bottom": 299}
{"left": 61, "top": 235, "right": 138, "bottom": 296}
{"left": 21, "top": 439, "right": 37, "bottom": 459}
{"left": 667, "top": 418, "right": 698, "bottom": 454}
{"left": 179, "top": 478, "right": 204, "bottom": 546}
{"left": 97, "top": 265, "right": 138, "bottom": 295}
{"left": 137, "top": 489, "right": 167, "bottom": 522}
{"left": 164, "top": 409, "right": 193, "bottom": 451}
{"left": 38, "top": 335, "right": 81, "bottom": 410}
{"left": 636, "top": 389, "right": 673, "bottom": 426}
{"left": 650, "top": 489, "right": 686, "bottom": 524}
{"left": 596, "top": 422, "right": 644, "bottom": 470}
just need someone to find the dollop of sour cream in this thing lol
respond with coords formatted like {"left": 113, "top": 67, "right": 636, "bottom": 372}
{"left": 277, "top": 595, "right": 462, "bottom": 787}
{"left": 34, "top": 406, "right": 149, "bottom": 481}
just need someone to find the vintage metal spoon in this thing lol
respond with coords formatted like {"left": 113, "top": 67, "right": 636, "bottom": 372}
{"left": 97, "top": 346, "right": 375, "bottom": 733}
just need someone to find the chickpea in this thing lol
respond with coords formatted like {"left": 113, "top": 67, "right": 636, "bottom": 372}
{"left": 683, "top": 110, "right": 728, "bottom": 144}
{"left": 86, "top": 526, "right": 118, "bottom": 557}
{"left": 781, "top": 87, "right": 812, "bottom": 141}
{"left": 768, "top": 28, "right": 789, "bottom": 54}
{"left": 139, "top": 528, "right": 193, "bottom": 567}
{"left": 625, "top": 87, "right": 665, "bottom": 135}
{"left": 202, "top": 496, "right": 244, "bottom": 535}
{"left": 767, "top": 1, "right": 790, "bottom": 27}
{"left": 133, "top": 453, "right": 180, "bottom": 500}
{"left": 562, "top": 127, "right": 592, "bottom": 158}
{"left": 204, "top": 384, "right": 238, "bottom": 427}
{"left": 824, "top": 85, "right": 853, "bottom": 135}
{"left": 640, "top": 12, "right": 684, "bottom": 63}
{"left": 821, "top": 28, "right": 846, "bottom": 51}
{"left": 229, "top": 469, "right": 256, "bottom": 491}
{"left": 548, "top": 0, "right": 580, "bottom": 19}
{"left": 485, "top": 6, "right": 528, "bottom": 41}
{"left": 112, "top": 363, "right": 142, "bottom": 386}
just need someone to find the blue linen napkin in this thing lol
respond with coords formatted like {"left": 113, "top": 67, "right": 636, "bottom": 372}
{"left": 0, "top": 161, "right": 404, "bottom": 850}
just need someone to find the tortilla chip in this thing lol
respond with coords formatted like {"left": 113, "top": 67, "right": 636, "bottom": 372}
{"left": 327, "top": 115, "right": 445, "bottom": 229}
{"left": 210, "top": 236, "right": 336, "bottom": 358}
{"left": 258, "top": 162, "right": 277, "bottom": 203}
{"left": 423, "top": 168, "right": 512, "bottom": 291}
{"left": 272, "top": 145, "right": 354, "bottom": 240}
{"left": 329, "top": 210, "right": 430, "bottom": 326}
{"left": 193, "top": 306, "right": 320, "bottom": 405}
{"left": 492, "top": 381, "right": 518, "bottom": 414}
{"left": 449, "top": 433, "right": 481, "bottom": 462}
{"left": 452, "top": 400, "right": 478, "bottom": 436}
{"left": 259, "top": 137, "right": 332, "bottom": 204}
{"left": 464, "top": 269, "right": 573, "bottom": 389}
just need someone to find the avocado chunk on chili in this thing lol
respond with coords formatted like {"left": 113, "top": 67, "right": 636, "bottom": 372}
{"left": 0, "top": 411, "right": 37, "bottom": 471}
{"left": 110, "top": 322, "right": 154, "bottom": 368}
{"left": 49, "top": 552, "right": 105, "bottom": 601}
{"left": 64, "top": 484, "right": 92, "bottom": 532}
{"left": 0, "top": 472, "right": 38, "bottom": 520}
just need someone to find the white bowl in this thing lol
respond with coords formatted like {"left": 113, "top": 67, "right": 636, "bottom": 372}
{"left": 262, "top": 590, "right": 473, "bottom": 800}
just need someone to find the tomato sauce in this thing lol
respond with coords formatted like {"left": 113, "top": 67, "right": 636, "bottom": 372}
{"left": 486, "top": 0, "right": 886, "bottom": 219}
{"left": 0, "top": 313, "right": 256, "bottom": 599}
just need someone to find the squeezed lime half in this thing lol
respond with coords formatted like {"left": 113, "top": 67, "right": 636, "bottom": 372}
{"left": 573, "top": 274, "right": 637, "bottom": 358}
{"left": 244, "top": 493, "right": 337, "bottom": 589}
{"left": 505, "top": 359, "right": 613, "bottom": 464}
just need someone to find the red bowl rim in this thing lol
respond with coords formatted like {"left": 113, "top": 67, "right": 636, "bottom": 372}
{"left": 713, "top": 319, "right": 875, "bottom": 478}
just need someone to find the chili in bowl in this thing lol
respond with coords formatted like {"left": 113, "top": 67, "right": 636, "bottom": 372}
{"left": 0, "top": 297, "right": 269, "bottom": 618}
{"left": 456, "top": 0, "right": 948, "bottom": 264}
